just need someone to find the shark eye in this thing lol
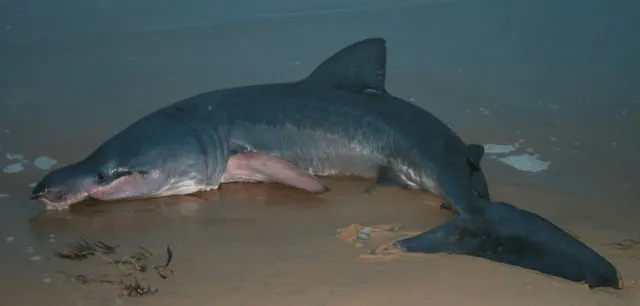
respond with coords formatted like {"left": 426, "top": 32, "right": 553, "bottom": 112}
{"left": 96, "top": 173, "right": 106, "bottom": 183}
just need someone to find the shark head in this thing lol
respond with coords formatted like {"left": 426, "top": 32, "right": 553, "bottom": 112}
{"left": 31, "top": 111, "right": 213, "bottom": 209}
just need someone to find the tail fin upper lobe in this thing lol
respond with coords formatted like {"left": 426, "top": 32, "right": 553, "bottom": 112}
{"left": 395, "top": 199, "right": 622, "bottom": 289}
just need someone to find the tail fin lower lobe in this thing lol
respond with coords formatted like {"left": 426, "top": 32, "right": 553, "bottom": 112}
{"left": 395, "top": 200, "right": 622, "bottom": 289}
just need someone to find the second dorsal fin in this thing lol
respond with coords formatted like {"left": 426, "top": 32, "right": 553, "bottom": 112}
{"left": 303, "top": 37, "right": 387, "bottom": 94}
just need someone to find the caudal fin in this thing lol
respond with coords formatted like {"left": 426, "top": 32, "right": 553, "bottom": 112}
{"left": 394, "top": 200, "right": 622, "bottom": 289}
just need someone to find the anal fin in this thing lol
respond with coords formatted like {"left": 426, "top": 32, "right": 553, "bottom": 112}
{"left": 221, "top": 152, "right": 330, "bottom": 194}
{"left": 466, "top": 143, "right": 491, "bottom": 200}
{"left": 465, "top": 144, "right": 485, "bottom": 171}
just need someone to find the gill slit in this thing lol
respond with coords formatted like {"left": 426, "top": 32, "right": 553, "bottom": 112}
{"left": 162, "top": 110, "right": 211, "bottom": 185}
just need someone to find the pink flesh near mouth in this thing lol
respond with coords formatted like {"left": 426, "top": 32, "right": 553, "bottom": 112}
{"left": 39, "top": 191, "right": 90, "bottom": 210}
{"left": 89, "top": 175, "right": 141, "bottom": 201}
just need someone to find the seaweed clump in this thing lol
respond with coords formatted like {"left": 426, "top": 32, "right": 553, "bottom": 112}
{"left": 119, "top": 278, "right": 160, "bottom": 297}
{"left": 52, "top": 238, "right": 118, "bottom": 260}
{"left": 52, "top": 238, "right": 174, "bottom": 297}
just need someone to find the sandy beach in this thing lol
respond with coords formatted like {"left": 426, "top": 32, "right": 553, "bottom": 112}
{"left": 1, "top": 0, "right": 639, "bottom": 305}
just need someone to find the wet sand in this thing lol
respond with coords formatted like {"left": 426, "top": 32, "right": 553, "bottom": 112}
{"left": 1, "top": 0, "right": 639, "bottom": 305}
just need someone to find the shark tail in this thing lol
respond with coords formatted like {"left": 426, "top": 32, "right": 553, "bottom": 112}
{"left": 394, "top": 199, "right": 622, "bottom": 289}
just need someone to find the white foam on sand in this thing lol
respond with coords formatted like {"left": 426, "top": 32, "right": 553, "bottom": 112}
{"left": 2, "top": 152, "right": 57, "bottom": 172}
{"left": 3, "top": 152, "right": 27, "bottom": 173}
{"left": 483, "top": 144, "right": 517, "bottom": 154}
{"left": 497, "top": 154, "right": 551, "bottom": 173}
{"left": 33, "top": 156, "right": 57, "bottom": 170}
{"left": 2, "top": 163, "right": 24, "bottom": 173}
{"left": 5, "top": 153, "right": 26, "bottom": 162}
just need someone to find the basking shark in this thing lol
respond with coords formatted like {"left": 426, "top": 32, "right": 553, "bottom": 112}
{"left": 32, "top": 38, "right": 621, "bottom": 289}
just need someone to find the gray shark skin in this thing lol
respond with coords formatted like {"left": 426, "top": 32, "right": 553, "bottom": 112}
{"left": 32, "top": 38, "right": 621, "bottom": 289}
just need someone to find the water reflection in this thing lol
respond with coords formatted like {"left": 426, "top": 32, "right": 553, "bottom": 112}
{"left": 28, "top": 183, "right": 328, "bottom": 242}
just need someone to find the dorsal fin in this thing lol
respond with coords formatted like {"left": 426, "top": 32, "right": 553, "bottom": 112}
{"left": 303, "top": 37, "right": 387, "bottom": 94}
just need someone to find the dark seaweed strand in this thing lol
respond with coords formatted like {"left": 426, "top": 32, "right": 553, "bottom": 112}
{"left": 52, "top": 238, "right": 119, "bottom": 260}
{"left": 163, "top": 245, "right": 173, "bottom": 268}
{"left": 153, "top": 245, "right": 174, "bottom": 279}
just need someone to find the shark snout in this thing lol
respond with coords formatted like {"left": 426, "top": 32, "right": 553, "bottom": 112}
{"left": 30, "top": 166, "right": 95, "bottom": 209}
{"left": 30, "top": 181, "right": 49, "bottom": 200}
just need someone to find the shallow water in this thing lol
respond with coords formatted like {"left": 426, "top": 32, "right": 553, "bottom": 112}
{"left": 1, "top": 0, "right": 639, "bottom": 305}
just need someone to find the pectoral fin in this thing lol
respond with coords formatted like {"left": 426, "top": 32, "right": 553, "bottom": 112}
{"left": 221, "top": 152, "right": 330, "bottom": 194}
